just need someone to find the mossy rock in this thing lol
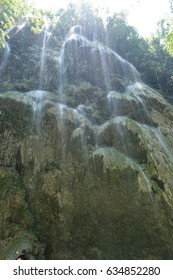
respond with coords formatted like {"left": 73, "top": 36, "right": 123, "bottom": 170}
{"left": 96, "top": 117, "right": 148, "bottom": 163}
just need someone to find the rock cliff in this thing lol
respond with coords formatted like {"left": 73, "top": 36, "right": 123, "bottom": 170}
{"left": 0, "top": 25, "right": 173, "bottom": 259}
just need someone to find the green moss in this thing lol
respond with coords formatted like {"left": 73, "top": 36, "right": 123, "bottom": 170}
{"left": 64, "top": 82, "right": 104, "bottom": 108}
{"left": 92, "top": 147, "right": 139, "bottom": 172}
{"left": 0, "top": 167, "right": 17, "bottom": 189}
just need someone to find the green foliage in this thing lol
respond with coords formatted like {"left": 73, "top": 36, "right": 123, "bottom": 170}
{"left": 52, "top": 2, "right": 105, "bottom": 44}
{"left": 0, "top": 0, "right": 45, "bottom": 48}
{"left": 0, "top": 0, "right": 29, "bottom": 47}
{"left": 28, "top": 8, "right": 44, "bottom": 34}
{"left": 106, "top": 12, "right": 173, "bottom": 98}
{"left": 166, "top": 30, "right": 173, "bottom": 54}
{"left": 156, "top": 16, "right": 173, "bottom": 56}
{"left": 106, "top": 12, "right": 148, "bottom": 66}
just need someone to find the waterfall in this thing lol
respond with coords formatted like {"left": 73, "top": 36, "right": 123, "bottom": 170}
{"left": 54, "top": 25, "right": 142, "bottom": 158}
{"left": 1, "top": 15, "right": 173, "bottom": 260}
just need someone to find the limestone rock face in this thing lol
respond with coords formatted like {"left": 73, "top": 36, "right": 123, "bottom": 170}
{"left": 0, "top": 25, "right": 173, "bottom": 259}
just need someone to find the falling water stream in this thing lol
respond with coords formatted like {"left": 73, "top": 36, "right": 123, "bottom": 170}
{"left": 39, "top": 19, "right": 51, "bottom": 89}
{"left": 57, "top": 25, "right": 140, "bottom": 98}
{"left": 0, "top": 43, "right": 10, "bottom": 76}
{"left": 25, "top": 19, "right": 52, "bottom": 132}
{"left": 54, "top": 25, "right": 142, "bottom": 153}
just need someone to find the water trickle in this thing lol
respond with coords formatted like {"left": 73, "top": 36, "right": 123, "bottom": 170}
{"left": 0, "top": 43, "right": 10, "bottom": 76}
{"left": 125, "top": 83, "right": 149, "bottom": 112}
{"left": 57, "top": 102, "right": 92, "bottom": 155}
{"left": 57, "top": 103, "right": 66, "bottom": 157}
{"left": 96, "top": 116, "right": 128, "bottom": 149}
{"left": 69, "top": 25, "right": 140, "bottom": 82}
{"left": 57, "top": 26, "right": 83, "bottom": 100}
{"left": 107, "top": 82, "right": 151, "bottom": 124}
{"left": 57, "top": 25, "right": 140, "bottom": 95}
{"left": 96, "top": 44, "right": 140, "bottom": 90}
{"left": 145, "top": 126, "right": 173, "bottom": 164}
{"left": 138, "top": 166, "right": 153, "bottom": 200}
{"left": 77, "top": 104, "right": 94, "bottom": 119}
{"left": 7, "top": 20, "right": 27, "bottom": 38}
{"left": 24, "top": 20, "right": 52, "bottom": 133}
{"left": 57, "top": 26, "right": 88, "bottom": 101}
{"left": 27, "top": 90, "right": 46, "bottom": 112}
{"left": 92, "top": 147, "right": 152, "bottom": 200}
{"left": 57, "top": 41, "right": 66, "bottom": 101}
{"left": 69, "top": 25, "right": 84, "bottom": 36}
{"left": 97, "top": 45, "right": 112, "bottom": 92}
{"left": 155, "top": 130, "right": 173, "bottom": 162}
{"left": 26, "top": 90, "right": 47, "bottom": 132}
{"left": 39, "top": 19, "right": 51, "bottom": 89}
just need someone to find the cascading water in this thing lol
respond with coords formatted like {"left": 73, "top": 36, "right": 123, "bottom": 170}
{"left": 1, "top": 17, "right": 173, "bottom": 260}
{"left": 97, "top": 45, "right": 112, "bottom": 92}
{"left": 53, "top": 24, "right": 173, "bottom": 185}
{"left": 97, "top": 45, "right": 140, "bottom": 91}
{"left": 57, "top": 25, "right": 140, "bottom": 93}
{"left": 55, "top": 25, "right": 142, "bottom": 154}
{"left": 57, "top": 26, "right": 84, "bottom": 100}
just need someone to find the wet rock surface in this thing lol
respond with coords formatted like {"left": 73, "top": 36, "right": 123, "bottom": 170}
{"left": 1, "top": 26, "right": 173, "bottom": 259}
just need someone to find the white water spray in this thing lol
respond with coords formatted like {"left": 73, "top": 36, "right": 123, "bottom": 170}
{"left": 0, "top": 43, "right": 10, "bottom": 76}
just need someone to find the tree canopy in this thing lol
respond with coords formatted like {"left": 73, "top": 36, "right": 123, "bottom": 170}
{"left": 0, "top": 0, "right": 29, "bottom": 47}
{"left": 0, "top": 0, "right": 44, "bottom": 47}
